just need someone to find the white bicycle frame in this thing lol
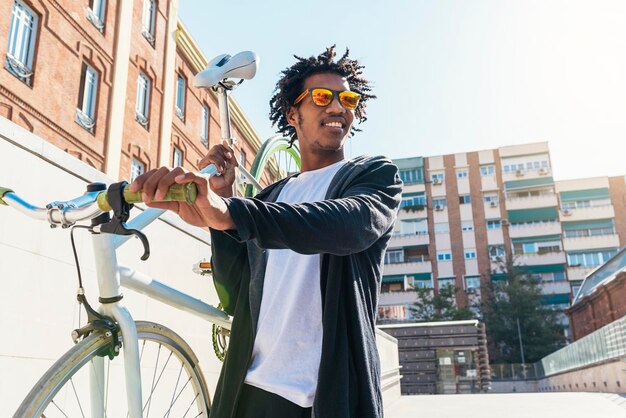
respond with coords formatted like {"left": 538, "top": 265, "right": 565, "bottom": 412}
{"left": 92, "top": 203, "right": 231, "bottom": 418}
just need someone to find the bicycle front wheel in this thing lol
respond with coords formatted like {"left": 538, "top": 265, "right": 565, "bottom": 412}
{"left": 15, "top": 321, "right": 210, "bottom": 417}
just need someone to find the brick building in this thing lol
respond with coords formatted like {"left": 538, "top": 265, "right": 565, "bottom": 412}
{"left": 0, "top": 0, "right": 271, "bottom": 184}
{"left": 378, "top": 142, "right": 626, "bottom": 337}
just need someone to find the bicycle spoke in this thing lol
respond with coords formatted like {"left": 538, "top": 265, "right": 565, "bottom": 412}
{"left": 17, "top": 323, "right": 209, "bottom": 418}
{"left": 160, "top": 376, "right": 193, "bottom": 418}
{"left": 143, "top": 345, "right": 175, "bottom": 413}
{"left": 181, "top": 392, "right": 201, "bottom": 418}
{"left": 69, "top": 378, "right": 86, "bottom": 417}
{"left": 144, "top": 343, "right": 162, "bottom": 417}
{"left": 165, "top": 362, "right": 185, "bottom": 418}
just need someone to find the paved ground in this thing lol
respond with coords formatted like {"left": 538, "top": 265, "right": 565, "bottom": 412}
{"left": 385, "top": 392, "right": 626, "bottom": 418}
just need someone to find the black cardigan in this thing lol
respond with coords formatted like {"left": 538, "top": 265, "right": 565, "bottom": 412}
{"left": 208, "top": 155, "right": 402, "bottom": 418}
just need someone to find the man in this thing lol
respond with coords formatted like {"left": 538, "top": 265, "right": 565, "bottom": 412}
{"left": 130, "top": 46, "right": 402, "bottom": 417}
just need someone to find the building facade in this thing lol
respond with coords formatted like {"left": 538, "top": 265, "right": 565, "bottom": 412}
{"left": 0, "top": 0, "right": 271, "bottom": 185}
{"left": 379, "top": 141, "right": 626, "bottom": 337}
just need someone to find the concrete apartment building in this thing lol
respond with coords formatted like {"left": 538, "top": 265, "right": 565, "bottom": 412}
{"left": 379, "top": 141, "right": 626, "bottom": 336}
{"left": 0, "top": 0, "right": 269, "bottom": 184}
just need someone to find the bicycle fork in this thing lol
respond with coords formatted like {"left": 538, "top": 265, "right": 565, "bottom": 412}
{"left": 90, "top": 233, "right": 143, "bottom": 418}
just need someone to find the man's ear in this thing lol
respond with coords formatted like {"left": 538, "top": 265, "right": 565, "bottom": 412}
{"left": 286, "top": 106, "right": 299, "bottom": 127}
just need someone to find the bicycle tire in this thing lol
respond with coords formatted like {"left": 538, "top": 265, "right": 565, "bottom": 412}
{"left": 244, "top": 135, "right": 301, "bottom": 197}
{"left": 14, "top": 321, "right": 210, "bottom": 417}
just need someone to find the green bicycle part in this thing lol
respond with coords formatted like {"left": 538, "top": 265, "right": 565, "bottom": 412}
{"left": 245, "top": 136, "right": 301, "bottom": 197}
{"left": 212, "top": 303, "right": 229, "bottom": 362}
{"left": 0, "top": 186, "right": 14, "bottom": 205}
{"left": 96, "top": 182, "right": 198, "bottom": 211}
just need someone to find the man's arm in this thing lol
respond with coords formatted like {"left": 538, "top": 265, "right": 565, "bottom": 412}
{"left": 225, "top": 159, "right": 402, "bottom": 256}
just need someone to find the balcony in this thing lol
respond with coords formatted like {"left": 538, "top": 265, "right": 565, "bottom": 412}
{"left": 515, "top": 251, "right": 566, "bottom": 265}
{"left": 567, "top": 266, "right": 596, "bottom": 282}
{"left": 390, "top": 232, "right": 430, "bottom": 247}
{"left": 562, "top": 233, "right": 620, "bottom": 252}
{"left": 540, "top": 281, "right": 572, "bottom": 295}
{"left": 507, "top": 222, "right": 562, "bottom": 238}
{"left": 481, "top": 175, "right": 498, "bottom": 191}
{"left": 502, "top": 167, "right": 552, "bottom": 183}
{"left": 559, "top": 205, "right": 615, "bottom": 222}
{"left": 505, "top": 193, "right": 558, "bottom": 210}
{"left": 379, "top": 291, "right": 419, "bottom": 306}
{"left": 484, "top": 203, "right": 501, "bottom": 219}
{"left": 383, "top": 260, "right": 433, "bottom": 276}
{"left": 432, "top": 206, "right": 449, "bottom": 222}
{"left": 398, "top": 206, "right": 427, "bottom": 220}
{"left": 487, "top": 228, "right": 504, "bottom": 245}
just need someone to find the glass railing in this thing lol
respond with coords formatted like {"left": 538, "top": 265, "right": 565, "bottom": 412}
{"left": 540, "top": 315, "right": 626, "bottom": 377}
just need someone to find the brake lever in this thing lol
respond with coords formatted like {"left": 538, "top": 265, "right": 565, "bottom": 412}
{"left": 99, "top": 181, "right": 150, "bottom": 260}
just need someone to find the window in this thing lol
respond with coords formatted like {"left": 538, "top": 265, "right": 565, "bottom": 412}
{"left": 489, "top": 245, "right": 506, "bottom": 260}
{"left": 563, "top": 224, "right": 615, "bottom": 238}
{"left": 465, "top": 276, "right": 480, "bottom": 289}
{"left": 201, "top": 104, "right": 210, "bottom": 147}
{"left": 130, "top": 158, "right": 145, "bottom": 182}
{"left": 135, "top": 72, "right": 150, "bottom": 128}
{"left": 400, "top": 168, "right": 423, "bottom": 184}
{"left": 480, "top": 165, "right": 495, "bottom": 176}
{"left": 175, "top": 74, "right": 186, "bottom": 119}
{"left": 438, "top": 278, "right": 455, "bottom": 288}
{"left": 401, "top": 194, "right": 427, "bottom": 209}
{"left": 141, "top": 0, "right": 156, "bottom": 45}
{"left": 432, "top": 197, "right": 447, "bottom": 209}
{"left": 239, "top": 149, "right": 247, "bottom": 169}
{"left": 437, "top": 251, "right": 452, "bottom": 261}
{"left": 76, "top": 62, "right": 99, "bottom": 132}
{"left": 413, "top": 279, "right": 433, "bottom": 289}
{"left": 87, "top": 0, "right": 106, "bottom": 31}
{"left": 487, "top": 220, "right": 501, "bottom": 230}
{"left": 173, "top": 146, "right": 183, "bottom": 167}
{"left": 464, "top": 250, "right": 477, "bottom": 259}
{"left": 431, "top": 173, "right": 444, "bottom": 184}
{"left": 461, "top": 221, "right": 474, "bottom": 231}
{"left": 513, "top": 240, "right": 562, "bottom": 255}
{"left": 456, "top": 168, "right": 468, "bottom": 178}
{"left": 434, "top": 222, "right": 449, "bottom": 234}
{"left": 6, "top": 0, "right": 39, "bottom": 85}
{"left": 484, "top": 194, "right": 499, "bottom": 204}
{"left": 397, "top": 219, "right": 428, "bottom": 236}
{"left": 459, "top": 195, "right": 471, "bottom": 204}
{"left": 384, "top": 249, "right": 404, "bottom": 264}
{"left": 561, "top": 198, "right": 611, "bottom": 210}
{"left": 567, "top": 250, "right": 617, "bottom": 267}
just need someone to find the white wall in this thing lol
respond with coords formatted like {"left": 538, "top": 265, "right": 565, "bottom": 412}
{"left": 0, "top": 118, "right": 223, "bottom": 413}
{"left": 0, "top": 117, "right": 401, "bottom": 412}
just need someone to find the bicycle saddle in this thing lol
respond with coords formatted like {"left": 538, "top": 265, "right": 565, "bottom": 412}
{"left": 193, "top": 51, "right": 259, "bottom": 88}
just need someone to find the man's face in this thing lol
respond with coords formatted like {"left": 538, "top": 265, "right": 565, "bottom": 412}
{"left": 287, "top": 72, "right": 355, "bottom": 154}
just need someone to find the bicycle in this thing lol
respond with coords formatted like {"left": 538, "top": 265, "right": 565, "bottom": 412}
{"left": 2, "top": 51, "right": 300, "bottom": 417}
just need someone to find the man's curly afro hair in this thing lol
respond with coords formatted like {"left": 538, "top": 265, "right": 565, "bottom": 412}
{"left": 269, "top": 45, "right": 376, "bottom": 145}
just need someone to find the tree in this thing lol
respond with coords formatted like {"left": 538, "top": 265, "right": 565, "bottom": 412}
{"left": 410, "top": 285, "right": 476, "bottom": 322}
{"left": 480, "top": 259, "right": 566, "bottom": 364}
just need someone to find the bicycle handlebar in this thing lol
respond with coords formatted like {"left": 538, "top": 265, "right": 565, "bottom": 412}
{"left": 0, "top": 164, "right": 224, "bottom": 227}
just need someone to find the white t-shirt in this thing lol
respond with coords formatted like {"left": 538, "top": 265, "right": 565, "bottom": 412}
{"left": 244, "top": 159, "right": 347, "bottom": 407}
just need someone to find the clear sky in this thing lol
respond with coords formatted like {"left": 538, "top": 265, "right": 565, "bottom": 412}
{"left": 179, "top": 0, "right": 626, "bottom": 181}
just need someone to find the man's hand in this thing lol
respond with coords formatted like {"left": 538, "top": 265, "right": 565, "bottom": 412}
{"left": 199, "top": 139, "right": 239, "bottom": 197}
{"left": 128, "top": 166, "right": 235, "bottom": 230}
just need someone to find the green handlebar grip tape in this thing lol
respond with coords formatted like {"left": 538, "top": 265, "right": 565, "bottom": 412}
{"left": 97, "top": 183, "right": 198, "bottom": 212}
{"left": 0, "top": 187, "right": 14, "bottom": 205}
